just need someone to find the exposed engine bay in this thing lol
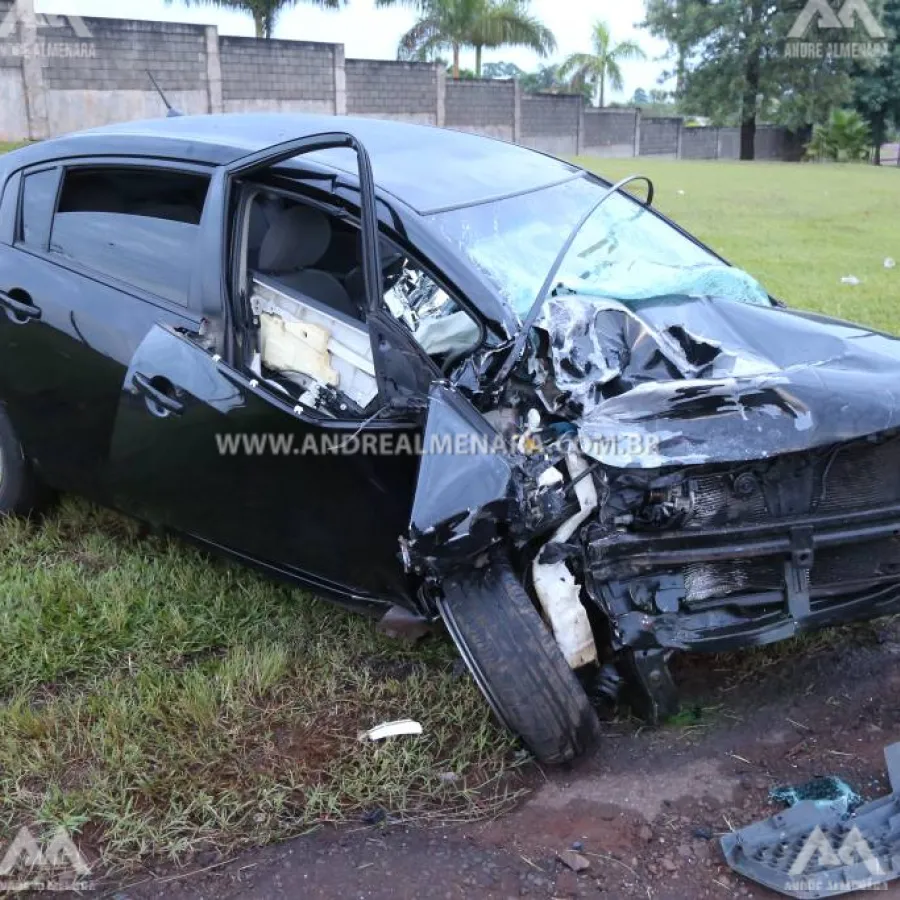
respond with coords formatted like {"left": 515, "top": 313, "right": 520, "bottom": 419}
{"left": 403, "top": 287, "right": 900, "bottom": 723}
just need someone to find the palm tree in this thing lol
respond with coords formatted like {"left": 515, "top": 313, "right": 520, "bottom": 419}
{"left": 168, "top": 0, "right": 344, "bottom": 39}
{"left": 469, "top": 0, "right": 555, "bottom": 78}
{"left": 383, "top": 0, "right": 555, "bottom": 79}
{"left": 559, "top": 20, "right": 646, "bottom": 108}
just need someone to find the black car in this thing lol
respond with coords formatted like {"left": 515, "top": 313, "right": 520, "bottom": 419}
{"left": 2, "top": 114, "right": 900, "bottom": 764}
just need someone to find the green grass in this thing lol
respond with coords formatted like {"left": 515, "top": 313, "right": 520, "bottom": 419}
{"left": 574, "top": 158, "right": 900, "bottom": 333}
{"left": 0, "top": 141, "right": 26, "bottom": 154}
{"left": 0, "top": 502, "right": 517, "bottom": 867}
{"left": 1, "top": 155, "right": 899, "bottom": 869}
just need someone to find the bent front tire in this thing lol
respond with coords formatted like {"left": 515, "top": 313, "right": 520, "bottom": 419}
{"left": 439, "top": 557, "right": 601, "bottom": 765}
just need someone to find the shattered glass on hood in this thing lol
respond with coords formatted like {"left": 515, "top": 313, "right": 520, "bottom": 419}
{"left": 534, "top": 294, "right": 900, "bottom": 469}
{"left": 428, "top": 173, "right": 770, "bottom": 317}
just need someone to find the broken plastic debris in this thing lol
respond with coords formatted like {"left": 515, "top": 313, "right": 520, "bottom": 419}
{"left": 886, "top": 258, "right": 897, "bottom": 269}
{"left": 769, "top": 776, "right": 861, "bottom": 814}
{"left": 358, "top": 719, "right": 423, "bottom": 742}
{"left": 722, "top": 741, "right": 900, "bottom": 898}
{"left": 840, "top": 275, "right": 861, "bottom": 285}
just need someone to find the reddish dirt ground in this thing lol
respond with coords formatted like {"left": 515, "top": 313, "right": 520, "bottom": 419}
{"left": 89, "top": 618, "right": 900, "bottom": 899}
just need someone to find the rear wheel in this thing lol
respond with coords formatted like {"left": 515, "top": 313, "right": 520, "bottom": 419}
{"left": 439, "top": 556, "right": 601, "bottom": 765}
{"left": 0, "top": 405, "right": 40, "bottom": 516}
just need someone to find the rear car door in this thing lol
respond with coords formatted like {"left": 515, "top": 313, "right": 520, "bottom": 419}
{"left": 0, "top": 161, "right": 210, "bottom": 497}
{"left": 105, "top": 134, "right": 430, "bottom": 607}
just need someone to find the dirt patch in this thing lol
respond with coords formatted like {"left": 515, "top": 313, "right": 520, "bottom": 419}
{"left": 82, "top": 620, "right": 900, "bottom": 899}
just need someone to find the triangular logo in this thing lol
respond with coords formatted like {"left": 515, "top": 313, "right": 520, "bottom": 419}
{"left": 837, "top": 0, "right": 888, "bottom": 38}
{"left": 0, "top": 826, "right": 44, "bottom": 877}
{"left": 788, "top": 0, "right": 845, "bottom": 38}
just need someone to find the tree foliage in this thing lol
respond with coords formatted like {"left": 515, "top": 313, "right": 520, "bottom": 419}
{"left": 642, "top": 0, "right": 861, "bottom": 158}
{"left": 805, "top": 108, "right": 872, "bottom": 160}
{"left": 558, "top": 19, "right": 646, "bottom": 108}
{"left": 169, "top": 0, "right": 343, "bottom": 39}
{"left": 382, "top": 0, "right": 555, "bottom": 78}
{"left": 852, "top": 0, "right": 900, "bottom": 162}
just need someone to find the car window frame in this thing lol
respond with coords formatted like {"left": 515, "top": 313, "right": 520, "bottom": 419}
{"left": 15, "top": 165, "right": 62, "bottom": 252}
{"left": 233, "top": 178, "right": 488, "bottom": 421}
{"left": 237, "top": 179, "right": 487, "bottom": 347}
{"left": 12, "top": 156, "right": 215, "bottom": 322}
{"left": 0, "top": 170, "right": 23, "bottom": 246}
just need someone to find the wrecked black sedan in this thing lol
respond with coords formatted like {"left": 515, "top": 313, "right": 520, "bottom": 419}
{"left": 2, "top": 115, "right": 899, "bottom": 764}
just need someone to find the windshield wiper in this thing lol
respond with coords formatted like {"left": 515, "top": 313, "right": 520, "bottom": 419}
{"left": 492, "top": 174, "right": 654, "bottom": 385}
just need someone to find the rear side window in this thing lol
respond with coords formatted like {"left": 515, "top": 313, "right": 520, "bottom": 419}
{"left": 20, "top": 168, "right": 61, "bottom": 250}
{"left": 50, "top": 167, "right": 210, "bottom": 306}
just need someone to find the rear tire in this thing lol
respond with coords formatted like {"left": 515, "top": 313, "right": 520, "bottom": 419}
{"left": 0, "top": 405, "right": 40, "bottom": 516}
{"left": 439, "top": 556, "right": 601, "bottom": 765}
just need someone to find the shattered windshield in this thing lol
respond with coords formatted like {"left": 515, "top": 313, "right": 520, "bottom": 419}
{"left": 429, "top": 174, "right": 771, "bottom": 318}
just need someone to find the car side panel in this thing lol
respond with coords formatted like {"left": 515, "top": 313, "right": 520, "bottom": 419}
{"left": 110, "top": 324, "right": 421, "bottom": 606}
{"left": 0, "top": 246, "right": 198, "bottom": 497}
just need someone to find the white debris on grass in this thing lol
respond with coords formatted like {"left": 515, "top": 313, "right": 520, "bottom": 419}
{"left": 358, "top": 719, "right": 423, "bottom": 742}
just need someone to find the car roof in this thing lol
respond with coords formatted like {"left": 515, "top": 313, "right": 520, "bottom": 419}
{"left": 31, "top": 113, "right": 582, "bottom": 216}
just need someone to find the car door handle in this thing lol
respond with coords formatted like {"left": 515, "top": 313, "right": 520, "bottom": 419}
{"left": 0, "top": 290, "right": 42, "bottom": 323}
{"left": 132, "top": 372, "right": 184, "bottom": 416}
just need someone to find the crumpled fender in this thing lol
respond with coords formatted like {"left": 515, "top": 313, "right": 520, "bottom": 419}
{"left": 406, "top": 383, "right": 515, "bottom": 573}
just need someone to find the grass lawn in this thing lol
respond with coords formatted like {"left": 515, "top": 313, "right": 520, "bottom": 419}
{"left": 575, "top": 158, "right": 900, "bottom": 333}
{"left": 0, "top": 155, "right": 898, "bottom": 869}
{"left": 0, "top": 142, "right": 26, "bottom": 154}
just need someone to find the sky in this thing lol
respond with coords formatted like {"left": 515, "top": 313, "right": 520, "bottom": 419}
{"left": 36, "top": 0, "right": 671, "bottom": 102}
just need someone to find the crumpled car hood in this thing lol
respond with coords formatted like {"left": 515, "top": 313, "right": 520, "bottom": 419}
{"left": 535, "top": 294, "right": 900, "bottom": 468}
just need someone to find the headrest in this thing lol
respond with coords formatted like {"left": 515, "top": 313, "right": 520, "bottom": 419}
{"left": 258, "top": 205, "right": 332, "bottom": 273}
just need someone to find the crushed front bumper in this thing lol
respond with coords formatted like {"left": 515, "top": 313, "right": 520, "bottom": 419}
{"left": 585, "top": 502, "right": 900, "bottom": 654}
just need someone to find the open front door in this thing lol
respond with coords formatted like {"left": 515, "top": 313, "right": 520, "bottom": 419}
{"left": 106, "top": 132, "right": 423, "bottom": 607}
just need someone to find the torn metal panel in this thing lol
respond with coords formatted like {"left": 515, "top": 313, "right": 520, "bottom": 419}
{"left": 407, "top": 383, "right": 516, "bottom": 570}
{"left": 533, "top": 294, "right": 900, "bottom": 468}
{"left": 721, "top": 742, "right": 900, "bottom": 898}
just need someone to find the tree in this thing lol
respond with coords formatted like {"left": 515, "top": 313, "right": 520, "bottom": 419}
{"left": 383, "top": 0, "right": 555, "bottom": 79}
{"left": 481, "top": 60, "right": 525, "bottom": 79}
{"left": 852, "top": 0, "right": 900, "bottom": 164}
{"left": 169, "top": 0, "right": 343, "bottom": 39}
{"left": 558, "top": 20, "right": 646, "bottom": 108}
{"left": 642, "top": 0, "right": 857, "bottom": 159}
{"left": 631, "top": 87, "right": 649, "bottom": 105}
{"left": 805, "top": 108, "right": 872, "bottom": 161}
{"left": 520, "top": 63, "right": 592, "bottom": 101}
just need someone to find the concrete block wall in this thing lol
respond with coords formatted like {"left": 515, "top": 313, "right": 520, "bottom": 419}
{"left": 0, "top": 1, "right": 799, "bottom": 161}
{"left": 681, "top": 126, "right": 720, "bottom": 159}
{"left": 445, "top": 78, "right": 516, "bottom": 141}
{"left": 0, "top": 68, "right": 28, "bottom": 141}
{"left": 718, "top": 128, "right": 741, "bottom": 159}
{"left": 345, "top": 59, "right": 438, "bottom": 124}
{"left": 639, "top": 116, "right": 682, "bottom": 157}
{"left": 0, "top": 0, "right": 35, "bottom": 139}
{"left": 219, "top": 36, "right": 336, "bottom": 114}
{"left": 521, "top": 93, "right": 582, "bottom": 155}
{"left": 43, "top": 18, "right": 210, "bottom": 134}
{"left": 583, "top": 108, "right": 638, "bottom": 157}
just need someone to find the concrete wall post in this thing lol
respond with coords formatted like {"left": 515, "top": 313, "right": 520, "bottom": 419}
{"left": 205, "top": 25, "right": 223, "bottom": 114}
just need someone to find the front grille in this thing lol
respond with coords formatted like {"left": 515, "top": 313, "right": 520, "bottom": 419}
{"left": 687, "top": 433, "right": 900, "bottom": 530}
{"left": 812, "top": 536, "right": 900, "bottom": 587}
{"left": 817, "top": 436, "right": 900, "bottom": 514}
{"left": 689, "top": 474, "right": 770, "bottom": 528}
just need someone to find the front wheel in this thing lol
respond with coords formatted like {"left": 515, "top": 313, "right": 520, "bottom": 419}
{"left": 439, "top": 556, "right": 601, "bottom": 765}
